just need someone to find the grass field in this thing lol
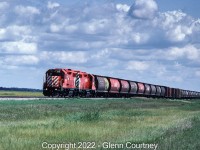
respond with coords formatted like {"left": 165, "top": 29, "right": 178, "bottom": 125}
{"left": 0, "top": 98, "right": 200, "bottom": 150}
{"left": 0, "top": 90, "right": 43, "bottom": 97}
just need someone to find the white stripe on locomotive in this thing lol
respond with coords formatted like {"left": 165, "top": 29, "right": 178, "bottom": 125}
{"left": 75, "top": 73, "right": 80, "bottom": 89}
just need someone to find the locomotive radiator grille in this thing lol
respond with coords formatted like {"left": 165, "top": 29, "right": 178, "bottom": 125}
{"left": 47, "top": 76, "right": 59, "bottom": 87}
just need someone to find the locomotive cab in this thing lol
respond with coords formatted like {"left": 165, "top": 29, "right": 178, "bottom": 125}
{"left": 43, "top": 69, "right": 63, "bottom": 97}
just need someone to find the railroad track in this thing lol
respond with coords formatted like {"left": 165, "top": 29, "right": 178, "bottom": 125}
{"left": 0, "top": 97, "right": 49, "bottom": 101}
{"left": 0, "top": 96, "right": 69, "bottom": 101}
{"left": 0, "top": 96, "right": 130, "bottom": 101}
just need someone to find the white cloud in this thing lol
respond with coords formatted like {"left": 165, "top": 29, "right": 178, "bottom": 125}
{"left": 166, "top": 25, "right": 192, "bottom": 42}
{"left": 50, "top": 23, "right": 62, "bottom": 32}
{"left": 91, "top": 49, "right": 111, "bottom": 59}
{"left": 15, "top": 5, "right": 40, "bottom": 15}
{"left": 126, "top": 61, "right": 150, "bottom": 71}
{"left": 167, "top": 76, "right": 183, "bottom": 82}
{"left": 9, "top": 25, "right": 32, "bottom": 35}
{"left": 65, "top": 25, "right": 78, "bottom": 33}
{"left": 0, "top": 28, "right": 6, "bottom": 39}
{"left": 40, "top": 51, "right": 88, "bottom": 64}
{"left": 195, "top": 71, "right": 200, "bottom": 77}
{"left": 0, "top": 1, "right": 200, "bottom": 90}
{"left": 0, "top": 25, "right": 32, "bottom": 40}
{"left": 128, "top": 0, "right": 158, "bottom": 19}
{"left": 131, "top": 33, "right": 149, "bottom": 44}
{"left": 3, "top": 55, "right": 39, "bottom": 65}
{"left": 0, "top": 41, "right": 37, "bottom": 54}
{"left": 47, "top": 1, "right": 60, "bottom": 9}
{"left": 153, "top": 10, "right": 193, "bottom": 42}
{"left": 158, "top": 10, "right": 187, "bottom": 28}
{"left": 49, "top": 21, "right": 78, "bottom": 33}
{"left": 0, "top": 2, "right": 9, "bottom": 10}
{"left": 116, "top": 4, "right": 130, "bottom": 13}
{"left": 191, "top": 19, "right": 200, "bottom": 31}
{"left": 83, "top": 19, "right": 109, "bottom": 34}
{"left": 167, "top": 45, "right": 199, "bottom": 60}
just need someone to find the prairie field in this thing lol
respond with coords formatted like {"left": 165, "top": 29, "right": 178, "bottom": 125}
{"left": 0, "top": 90, "right": 43, "bottom": 97}
{"left": 0, "top": 98, "right": 200, "bottom": 150}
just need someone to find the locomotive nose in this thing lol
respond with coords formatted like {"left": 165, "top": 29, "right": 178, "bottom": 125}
{"left": 47, "top": 76, "right": 60, "bottom": 87}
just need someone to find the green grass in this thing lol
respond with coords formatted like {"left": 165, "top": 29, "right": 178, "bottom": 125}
{"left": 0, "top": 98, "right": 200, "bottom": 150}
{"left": 0, "top": 90, "right": 43, "bottom": 97}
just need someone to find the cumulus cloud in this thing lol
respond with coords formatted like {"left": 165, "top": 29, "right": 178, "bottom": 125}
{"left": 166, "top": 45, "right": 199, "bottom": 61}
{"left": 47, "top": 1, "right": 60, "bottom": 9}
{"left": 196, "top": 71, "right": 200, "bottom": 77}
{"left": 0, "top": 41, "right": 37, "bottom": 54}
{"left": 82, "top": 19, "right": 110, "bottom": 34}
{"left": 40, "top": 51, "right": 88, "bottom": 64}
{"left": 15, "top": 5, "right": 40, "bottom": 15}
{"left": 50, "top": 23, "right": 62, "bottom": 32}
{"left": 0, "top": 28, "right": 6, "bottom": 39}
{"left": 0, "top": 2, "right": 9, "bottom": 10}
{"left": 116, "top": 4, "right": 130, "bottom": 13}
{"left": 166, "top": 25, "right": 192, "bottom": 42}
{"left": 49, "top": 22, "right": 78, "bottom": 33}
{"left": 154, "top": 10, "right": 194, "bottom": 42}
{"left": 0, "top": 25, "right": 32, "bottom": 41}
{"left": 3, "top": 55, "right": 39, "bottom": 65}
{"left": 0, "top": 0, "right": 200, "bottom": 90}
{"left": 131, "top": 33, "right": 149, "bottom": 44}
{"left": 126, "top": 61, "right": 150, "bottom": 71}
{"left": 167, "top": 76, "right": 183, "bottom": 82}
{"left": 128, "top": 0, "right": 158, "bottom": 19}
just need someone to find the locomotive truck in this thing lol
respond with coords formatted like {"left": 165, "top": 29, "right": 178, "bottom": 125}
{"left": 43, "top": 68, "right": 200, "bottom": 99}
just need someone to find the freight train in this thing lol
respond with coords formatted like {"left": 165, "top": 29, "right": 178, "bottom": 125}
{"left": 43, "top": 68, "right": 200, "bottom": 99}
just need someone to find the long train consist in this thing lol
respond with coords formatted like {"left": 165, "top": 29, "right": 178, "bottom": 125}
{"left": 43, "top": 68, "right": 200, "bottom": 99}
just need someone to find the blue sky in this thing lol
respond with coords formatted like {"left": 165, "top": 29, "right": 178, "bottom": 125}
{"left": 0, "top": 0, "right": 200, "bottom": 91}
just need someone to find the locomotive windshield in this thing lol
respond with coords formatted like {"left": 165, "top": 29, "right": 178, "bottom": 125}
{"left": 47, "top": 70, "right": 61, "bottom": 76}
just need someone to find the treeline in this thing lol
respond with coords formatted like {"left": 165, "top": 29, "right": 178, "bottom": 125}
{"left": 0, "top": 87, "right": 42, "bottom": 92}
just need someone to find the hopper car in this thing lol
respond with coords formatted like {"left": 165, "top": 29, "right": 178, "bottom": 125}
{"left": 43, "top": 68, "right": 200, "bottom": 99}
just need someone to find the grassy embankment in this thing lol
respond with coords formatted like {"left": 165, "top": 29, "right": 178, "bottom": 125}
{"left": 0, "top": 98, "right": 200, "bottom": 150}
{"left": 0, "top": 90, "right": 43, "bottom": 97}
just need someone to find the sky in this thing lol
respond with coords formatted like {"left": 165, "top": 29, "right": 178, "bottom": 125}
{"left": 0, "top": 0, "right": 200, "bottom": 91}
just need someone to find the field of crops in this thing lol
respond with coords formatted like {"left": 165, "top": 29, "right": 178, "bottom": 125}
{"left": 0, "top": 98, "right": 200, "bottom": 150}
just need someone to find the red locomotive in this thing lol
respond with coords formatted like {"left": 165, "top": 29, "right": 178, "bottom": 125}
{"left": 43, "top": 68, "right": 200, "bottom": 99}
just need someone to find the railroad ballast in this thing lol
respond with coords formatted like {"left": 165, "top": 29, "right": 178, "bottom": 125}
{"left": 43, "top": 68, "right": 200, "bottom": 99}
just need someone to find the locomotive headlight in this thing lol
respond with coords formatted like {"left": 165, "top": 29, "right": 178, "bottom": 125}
{"left": 46, "top": 88, "right": 47, "bottom": 90}
{"left": 55, "top": 89, "right": 57, "bottom": 90}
